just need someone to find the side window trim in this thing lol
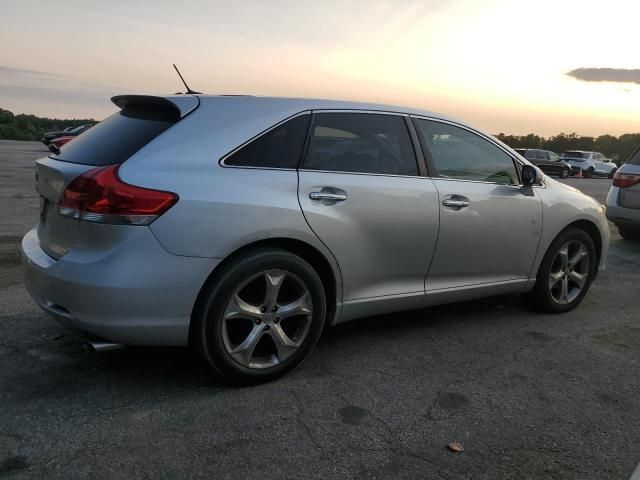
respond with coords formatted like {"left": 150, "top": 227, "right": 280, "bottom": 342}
{"left": 299, "top": 110, "right": 423, "bottom": 178}
{"left": 219, "top": 110, "right": 312, "bottom": 170}
{"left": 410, "top": 115, "right": 523, "bottom": 185}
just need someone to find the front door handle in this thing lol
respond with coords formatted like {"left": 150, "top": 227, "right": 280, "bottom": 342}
{"left": 309, "top": 189, "right": 347, "bottom": 203}
{"left": 442, "top": 196, "right": 470, "bottom": 209}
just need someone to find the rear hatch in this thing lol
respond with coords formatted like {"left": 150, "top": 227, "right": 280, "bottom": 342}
{"left": 618, "top": 150, "right": 640, "bottom": 210}
{"left": 34, "top": 95, "right": 198, "bottom": 260}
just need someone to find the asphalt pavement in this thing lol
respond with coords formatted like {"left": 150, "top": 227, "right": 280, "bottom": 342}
{"left": 1, "top": 140, "right": 639, "bottom": 479}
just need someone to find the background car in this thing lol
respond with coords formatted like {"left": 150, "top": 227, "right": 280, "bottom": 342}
{"left": 22, "top": 95, "right": 609, "bottom": 384}
{"left": 514, "top": 148, "right": 571, "bottom": 178}
{"left": 606, "top": 146, "right": 640, "bottom": 240}
{"left": 47, "top": 136, "right": 74, "bottom": 153}
{"left": 561, "top": 151, "right": 617, "bottom": 178}
{"left": 41, "top": 123, "right": 94, "bottom": 145}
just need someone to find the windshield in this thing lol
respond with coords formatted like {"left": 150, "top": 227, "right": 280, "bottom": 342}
{"left": 562, "top": 151, "right": 586, "bottom": 159}
{"left": 69, "top": 125, "right": 88, "bottom": 134}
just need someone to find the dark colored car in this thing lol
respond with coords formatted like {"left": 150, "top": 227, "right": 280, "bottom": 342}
{"left": 41, "top": 124, "right": 94, "bottom": 145}
{"left": 514, "top": 148, "right": 571, "bottom": 178}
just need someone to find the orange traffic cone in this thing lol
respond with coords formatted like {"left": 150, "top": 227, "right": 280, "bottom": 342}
{"left": 577, "top": 169, "right": 583, "bottom": 179}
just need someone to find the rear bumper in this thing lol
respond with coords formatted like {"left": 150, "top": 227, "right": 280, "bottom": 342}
{"left": 606, "top": 187, "right": 640, "bottom": 226}
{"left": 21, "top": 227, "right": 219, "bottom": 346}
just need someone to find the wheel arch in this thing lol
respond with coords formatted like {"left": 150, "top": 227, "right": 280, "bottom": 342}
{"left": 538, "top": 219, "right": 603, "bottom": 280}
{"left": 189, "top": 237, "right": 341, "bottom": 342}
{"left": 565, "top": 219, "right": 603, "bottom": 273}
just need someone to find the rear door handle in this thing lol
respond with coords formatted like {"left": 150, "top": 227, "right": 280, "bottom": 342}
{"left": 442, "top": 199, "right": 469, "bottom": 208}
{"left": 442, "top": 196, "right": 470, "bottom": 209}
{"left": 309, "top": 190, "right": 347, "bottom": 203}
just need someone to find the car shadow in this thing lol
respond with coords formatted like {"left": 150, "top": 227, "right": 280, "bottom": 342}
{"left": 6, "top": 293, "right": 530, "bottom": 401}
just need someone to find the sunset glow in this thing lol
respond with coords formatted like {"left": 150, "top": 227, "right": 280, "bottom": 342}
{"left": 1, "top": 0, "right": 639, "bottom": 135}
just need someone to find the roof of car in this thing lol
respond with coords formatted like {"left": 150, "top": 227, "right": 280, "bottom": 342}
{"left": 196, "top": 94, "right": 460, "bottom": 123}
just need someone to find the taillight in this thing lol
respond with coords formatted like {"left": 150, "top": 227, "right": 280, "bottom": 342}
{"left": 612, "top": 171, "right": 640, "bottom": 189}
{"left": 58, "top": 165, "right": 178, "bottom": 225}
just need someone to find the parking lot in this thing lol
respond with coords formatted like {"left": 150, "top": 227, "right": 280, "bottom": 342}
{"left": 1, "top": 139, "right": 639, "bottom": 479}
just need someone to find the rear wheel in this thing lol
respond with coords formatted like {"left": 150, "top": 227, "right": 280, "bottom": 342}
{"left": 525, "top": 228, "right": 596, "bottom": 313}
{"left": 192, "top": 248, "right": 326, "bottom": 385}
{"left": 618, "top": 226, "right": 640, "bottom": 241}
{"left": 560, "top": 167, "right": 570, "bottom": 178}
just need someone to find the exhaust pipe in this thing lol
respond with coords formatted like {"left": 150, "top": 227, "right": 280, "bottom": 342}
{"left": 85, "top": 340, "right": 125, "bottom": 353}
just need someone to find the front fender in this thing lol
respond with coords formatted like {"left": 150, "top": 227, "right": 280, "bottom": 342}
{"left": 530, "top": 179, "right": 609, "bottom": 277}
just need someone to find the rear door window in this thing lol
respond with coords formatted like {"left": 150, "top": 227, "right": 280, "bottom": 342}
{"left": 302, "top": 113, "right": 418, "bottom": 176}
{"left": 224, "top": 114, "right": 310, "bottom": 169}
{"left": 51, "top": 108, "right": 178, "bottom": 166}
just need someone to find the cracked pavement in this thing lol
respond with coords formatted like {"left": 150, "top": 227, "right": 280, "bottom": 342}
{"left": 1, "top": 140, "right": 639, "bottom": 479}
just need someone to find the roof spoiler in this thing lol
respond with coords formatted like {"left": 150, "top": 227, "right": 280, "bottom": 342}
{"left": 111, "top": 94, "right": 199, "bottom": 119}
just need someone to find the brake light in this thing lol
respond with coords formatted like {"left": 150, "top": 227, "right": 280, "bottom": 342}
{"left": 58, "top": 165, "right": 178, "bottom": 225}
{"left": 612, "top": 171, "right": 640, "bottom": 189}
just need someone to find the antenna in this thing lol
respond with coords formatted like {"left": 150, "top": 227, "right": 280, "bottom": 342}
{"left": 173, "top": 64, "right": 201, "bottom": 94}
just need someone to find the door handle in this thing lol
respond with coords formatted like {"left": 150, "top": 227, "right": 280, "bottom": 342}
{"left": 309, "top": 191, "right": 347, "bottom": 202}
{"left": 442, "top": 198, "right": 470, "bottom": 209}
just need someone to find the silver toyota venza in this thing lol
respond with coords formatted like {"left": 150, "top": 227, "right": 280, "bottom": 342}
{"left": 22, "top": 95, "right": 609, "bottom": 384}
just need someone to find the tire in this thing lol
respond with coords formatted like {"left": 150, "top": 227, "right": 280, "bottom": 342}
{"left": 560, "top": 167, "right": 570, "bottom": 179}
{"left": 618, "top": 226, "right": 640, "bottom": 241}
{"left": 584, "top": 168, "right": 594, "bottom": 178}
{"left": 525, "top": 227, "right": 596, "bottom": 313}
{"left": 609, "top": 169, "right": 617, "bottom": 179}
{"left": 192, "top": 248, "right": 326, "bottom": 385}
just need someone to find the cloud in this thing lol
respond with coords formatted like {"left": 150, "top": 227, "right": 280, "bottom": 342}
{"left": 567, "top": 68, "right": 640, "bottom": 85}
{"left": 0, "top": 65, "right": 134, "bottom": 118}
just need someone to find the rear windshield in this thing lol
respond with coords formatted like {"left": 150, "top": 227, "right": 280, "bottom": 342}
{"left": 562, "top": 151, "right": 586, "bottom": 158}
{"left": 628, "top": 147, "right": 640, "bottom": 165}
{"left": 51, "top": 108, "right": 176, "bottom": 166}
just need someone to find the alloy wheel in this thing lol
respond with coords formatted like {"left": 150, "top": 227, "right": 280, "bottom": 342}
{"left": 548, "top": 241, "right": 590, "bottom": 304}
{"left": 221, "top": 269, "right": 313, "bottom": 369}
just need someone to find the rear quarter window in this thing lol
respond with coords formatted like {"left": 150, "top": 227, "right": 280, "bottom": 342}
{"left": 223, "top": 114, "right": 310, "bottom": 169}
{"left": 51, "top": 107, "right": 177, "bottom": 166}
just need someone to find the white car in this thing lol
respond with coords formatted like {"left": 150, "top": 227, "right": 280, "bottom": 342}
{"left": 561, "top": 151, "right": 618, "bottom": 178}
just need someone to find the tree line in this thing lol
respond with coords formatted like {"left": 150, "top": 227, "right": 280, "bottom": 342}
{"left": 495, "top": 132, "right": 640, "bottom": 164}
{"left": 0, "top": 108, "right": 95, "bottom": 141}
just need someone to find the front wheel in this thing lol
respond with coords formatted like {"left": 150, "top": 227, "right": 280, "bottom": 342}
{"left": 560, "top": 167, "right": 570, "bottom": 179}
{"left": 525, "top": 228, "right": 596, "bottom": 313}
{"left": 192, "top": 248, "right": 326, "bottom": 385}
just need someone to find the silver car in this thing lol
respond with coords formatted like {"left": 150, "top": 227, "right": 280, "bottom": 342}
{"left": 561, "top": 150, "right": 618, "bottom": 178}
{"left": 22, "top": 95, "right": 609, "bottom": 384}
{"left": 606, "top": 146, "right": 640, "bottom": 239}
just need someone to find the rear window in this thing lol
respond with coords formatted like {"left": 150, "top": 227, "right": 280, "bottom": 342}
{"left": 628, "top": 147, "right": 640, "bottom": 165}
{"left": 562, "top": 151, "right": 586, "bottom": 159}
{"left": 51, "top": 108, "right": 177, "bottom": 166}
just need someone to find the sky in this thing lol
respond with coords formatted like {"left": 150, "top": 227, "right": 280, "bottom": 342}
{"left": 1, "top": 0, "right": 639, "bottom": 136}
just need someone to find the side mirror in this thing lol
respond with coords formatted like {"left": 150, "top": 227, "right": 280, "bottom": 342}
{"left": 522, "top": 164, "right": 537, "bottom": 186}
